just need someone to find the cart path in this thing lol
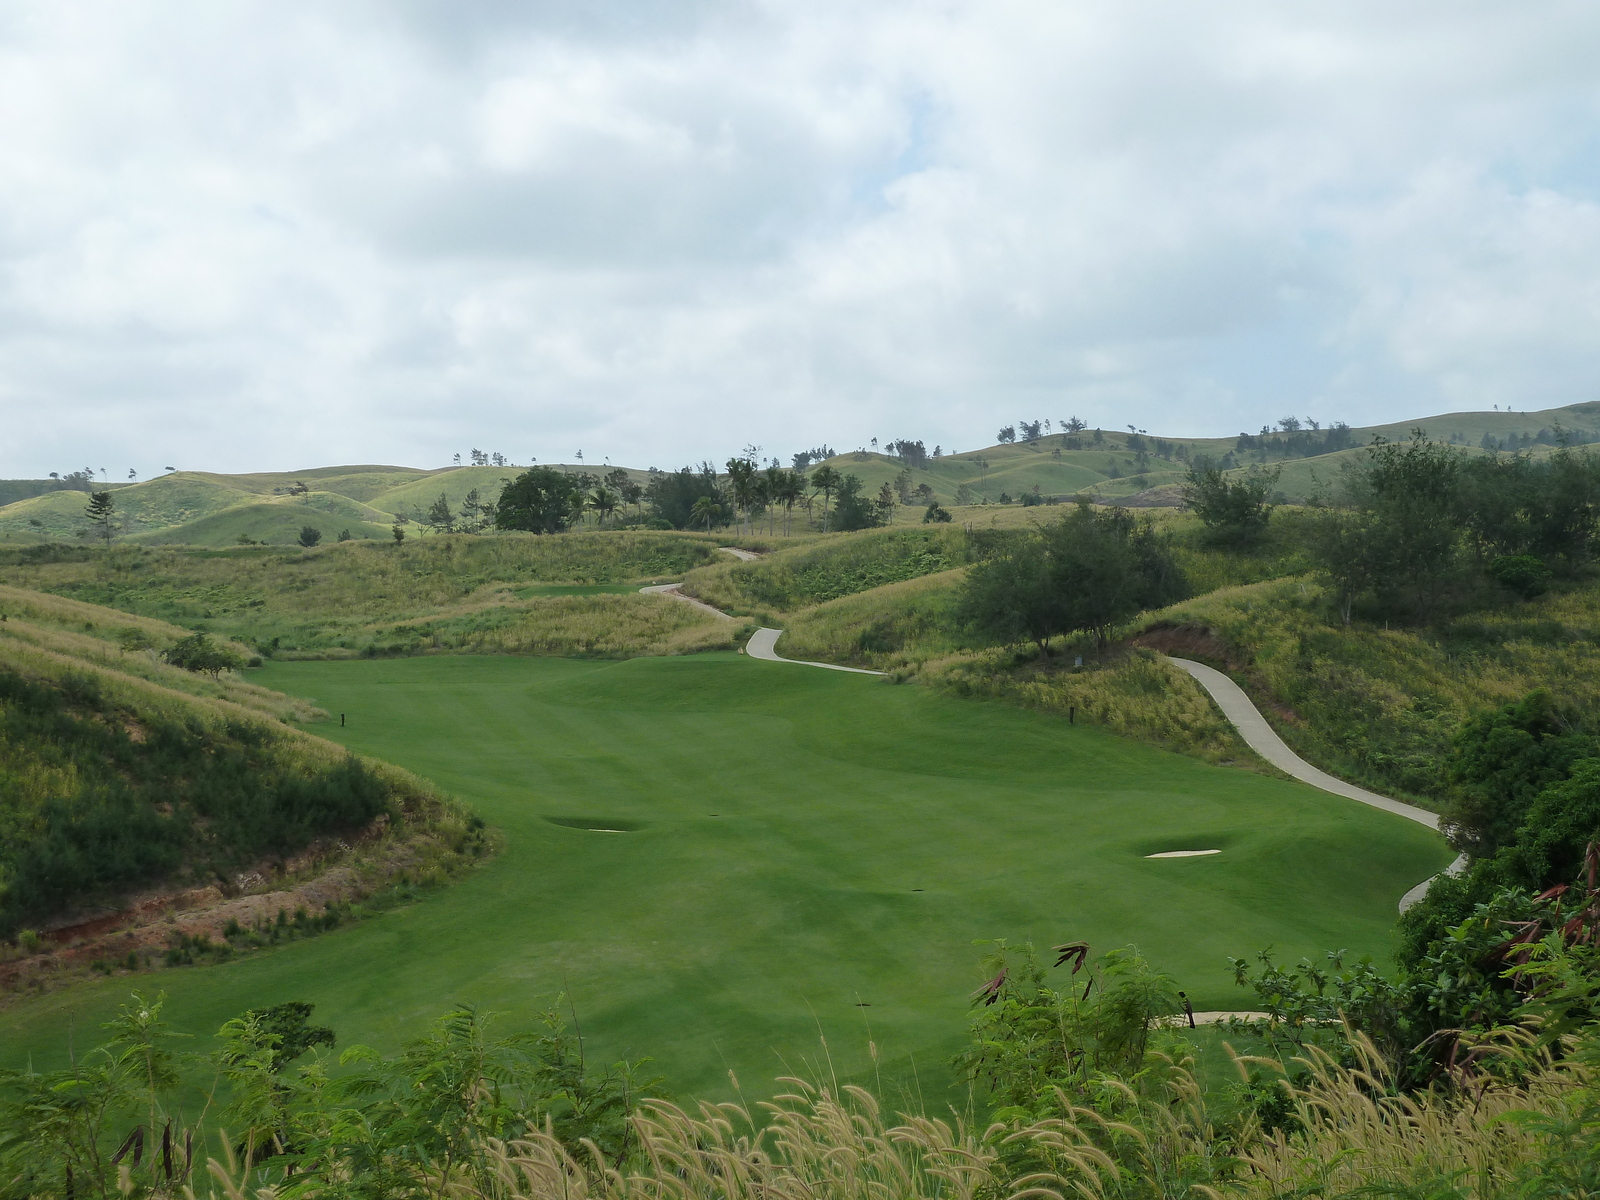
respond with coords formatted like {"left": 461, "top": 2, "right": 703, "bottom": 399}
{"left": 635, "top": 547, "right": 761, "bottom": 618}
{"left": 1167, "top": 656, "right": 1465, "bottom": 911}
{"left": 746, "top": 628, "right": 886, "bottom": 675}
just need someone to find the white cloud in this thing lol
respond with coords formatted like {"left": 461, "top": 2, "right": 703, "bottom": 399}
{"left": 4, "top": 0, "right": 1600, "bottom": 476}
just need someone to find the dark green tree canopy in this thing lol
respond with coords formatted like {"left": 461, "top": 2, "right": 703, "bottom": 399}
{"left": 643, "top": 464, "right": 722, "bottom": 530}
{"left": 495, "top": 467, "right": 585, "bottom": 534}
{"left": 830, "top": 474, "right": 885, "bottom": 531}
{"left": 1182, "top": 462, "right": 1279, "bottom": 545}
{"left": 959, "top": 503, "right": 1186, "bottom": 654}
{"left": 1443, "top": 689, "right": 1595, "bottom": 861}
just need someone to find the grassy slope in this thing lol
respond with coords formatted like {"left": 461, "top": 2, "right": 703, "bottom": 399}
{"left": 0, "top": 475, "right": 259, "bottom": 543}
{"left": 135, "top": 492, "right": 398, "bottom": 547}
{"left": 0, "top": 652, "right": 1450, "bottom": 1104}
{"left": 0, "top": 590, "right": 468, "bottom": 933}
{"left": 0, "top": 533, "right": 735, "bottom": 656}
{"left": 0, "top": 584, "right": 311, "bottom": 721}
{"left": 1130, "top": 573, "right": 1600, "bottom": 805}
{"left": 1358, "top": 400, "right": 1600, "bottom": 446}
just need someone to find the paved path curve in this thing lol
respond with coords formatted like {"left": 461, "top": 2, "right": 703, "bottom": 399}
{"left": 746, "top": 627, "right": 886, "bottom": 675}
{"left": 635, "top": 547, "right": 762, "bottom": 618}
{"left": 1167, "top": 657, "right": 1465, "bottom": 911}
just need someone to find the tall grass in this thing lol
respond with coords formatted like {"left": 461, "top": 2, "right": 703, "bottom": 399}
{"left": 927, "top": 646, "right": 1253, "bottom": 766}
{"left": 681, "top": 527, "right": 968, "bottom": 616}
{"left": 0, "top": 598, "right": 475, "bottom": 939}
{"left": 186, "top": 1031, "right": 1599, "bottom": 1200}
{"left": 353, "top": 594, "right": 742, "bottom": 659}
{"left": 0, "top": 533, "right": 733, "bottom": 656}
{"left": 0, "top": 584, "right": 314, "bottom": 721}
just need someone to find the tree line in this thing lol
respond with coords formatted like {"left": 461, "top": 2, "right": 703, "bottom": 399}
{"left": 492, "top": 457, "right": 926, "bottom": 537}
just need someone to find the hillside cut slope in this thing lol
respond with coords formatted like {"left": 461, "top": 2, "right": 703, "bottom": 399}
{"left": 0, "top": 587, "right": 466, "bottom": 940}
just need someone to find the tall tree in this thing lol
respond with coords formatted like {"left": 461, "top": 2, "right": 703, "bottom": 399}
{"left": 458, "top": 487, "right": 488, "bottom": 532}
{"left": 690, "top": 495, "right": 723, "bottom": 532}
{"left": 424, "top": 493, "right": 455, "bottom": 535}
{"left": 84, "top": 491, "right": 115, "bottom": 544}
{"left": 777, "top": 468, "right": 807, "bottom": 535}
{"left": 725, "top": 457, "right": 758, "bottom": 535}
{"left": 830, "top": 474, "right": 884, "bottom": 532}
{"left": 959, "top": 503, "right": 1186, "bottom": 653}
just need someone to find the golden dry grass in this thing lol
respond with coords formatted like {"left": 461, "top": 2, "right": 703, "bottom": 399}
{"left": 188, "top": 1032, "right": 1598, "bottom": 1200}
{"left": 0, "top": 584, "right": 315, "bottom": 721}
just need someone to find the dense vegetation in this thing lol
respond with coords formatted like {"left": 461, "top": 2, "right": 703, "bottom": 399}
{"left": 6, "top": 916, "right": 1599, "bottom": 1198}
{"left": 0, "top": 668, "right": 388, "bottom": 935}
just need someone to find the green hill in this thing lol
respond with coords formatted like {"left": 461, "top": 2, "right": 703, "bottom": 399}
{"left": 6, "top": 402, "right": 1600, "bottom": 543}
{"left": 135, "top": 492, "right": 398, "bottom": 547}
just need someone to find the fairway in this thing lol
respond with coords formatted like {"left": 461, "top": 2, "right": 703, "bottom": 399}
{"left": 0, "top": 653, "right": 1453, "bottom": 1104}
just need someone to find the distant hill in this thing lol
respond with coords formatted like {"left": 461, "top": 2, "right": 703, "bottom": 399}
{"left": 811, "top": 401, "right": 1600, "bottom": 507}
{"left": 4, "top": 402, "right": 1599, "bottom": 544}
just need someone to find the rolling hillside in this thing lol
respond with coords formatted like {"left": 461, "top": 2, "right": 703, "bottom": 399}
{"left": 5, "top": 402, "right": 1600, "bottom": 546}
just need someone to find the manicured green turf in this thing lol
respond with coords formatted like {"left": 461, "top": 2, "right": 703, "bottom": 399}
{"left": 0, "top": 653, "right": 1453, "bottom": 1105}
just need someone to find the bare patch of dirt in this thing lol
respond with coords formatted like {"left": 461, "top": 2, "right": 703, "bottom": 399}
{"left": 0, "top": 822, "right": 489, "bottom": 1001}
{"left": 1130, "top": 622, "right": 1235, "bottom": 666}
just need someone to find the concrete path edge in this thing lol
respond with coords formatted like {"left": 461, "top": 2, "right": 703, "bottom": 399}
{"left": 1166, "top": 656, "right": 1465, "bottom": 911}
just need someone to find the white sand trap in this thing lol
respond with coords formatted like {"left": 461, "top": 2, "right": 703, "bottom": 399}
{"left": 1146, "top": 849, "right": 1222, "bottom": 858}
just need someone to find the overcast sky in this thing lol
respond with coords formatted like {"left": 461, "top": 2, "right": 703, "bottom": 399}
{"left": 5, "top": 1, "right": 1600, "bottom": 477}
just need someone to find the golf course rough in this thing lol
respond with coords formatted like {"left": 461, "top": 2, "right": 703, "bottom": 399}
{"left": 0, "top": 652, "right": 1454, "bottom": 1105}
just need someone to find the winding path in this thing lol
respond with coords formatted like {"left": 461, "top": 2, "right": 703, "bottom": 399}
{"left": 636, "top": 547, "right": 761, "bottom": 618}
{"left": 1167, "top": 657, "right": 1465, "bottom": 911}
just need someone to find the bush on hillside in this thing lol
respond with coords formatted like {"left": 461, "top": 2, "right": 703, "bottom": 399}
{"left": 1182, "top": 461, "right": 1280, "bottom": 545}
{"left": 1308, "top": 434, "right": 1600, "bottom": 624}
{"left": 162, "top": 631, "right": 246, "bottom": 678}
{"left": 1442, "top": 689, "right": 1595, "bottom": 860}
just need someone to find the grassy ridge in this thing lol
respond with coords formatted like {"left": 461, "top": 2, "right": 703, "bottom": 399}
{"left": 0, "top": 584, "right": 310, "bottom": 721}
{"left": 682, "top": 526, "right": 967, "bottom": 617}
{"left": 7, "top": 402, "right": 1600, "bottom": 548}
{"left": 0, "top": 533, "right": 733, "bottom": 657}
{"left": 0, "top": 652, "right": 1451, "bottom": 1102}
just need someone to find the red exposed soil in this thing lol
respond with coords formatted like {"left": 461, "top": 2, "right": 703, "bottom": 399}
{"left": 0, "top": 822, "right": 433, "bottom": 996}
{"left": 1130, "top": 622, "right": 1234, "bottom": 667}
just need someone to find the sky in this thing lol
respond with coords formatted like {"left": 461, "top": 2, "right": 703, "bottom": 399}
{"left": 5, "top": 1, "right": 1600, "bottom": 478}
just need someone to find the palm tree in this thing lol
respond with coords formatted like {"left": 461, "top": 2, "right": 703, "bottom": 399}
{"left": 725, "top": 458, "right": 757, "bottom": 535}
{"left": 690, "top": 496, "right": 722, "bottom": 532}
{"left": 761, "top": 465, "right": 786, "bottom": 535}
{"left": 810, "top": 465, "right": 841, "bottom": 531}
{"left": 779, "top": 468, "right": 807, "bottom": 535}
{"left": 589, "top": 485, "right": 618, "bottom": 527}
